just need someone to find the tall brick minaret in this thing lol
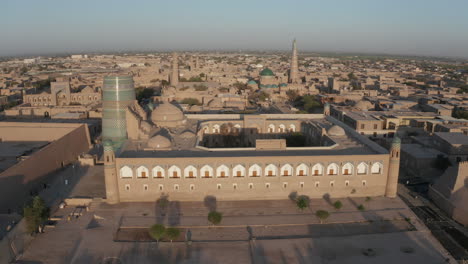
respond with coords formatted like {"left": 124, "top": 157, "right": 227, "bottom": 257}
{"left": 170, "top": 52, "right": 179, "bottom": 86}
{"left": 104, "top": 140, "right": 120, "bottom": 204}
{"left": 385, "top": 136, "right": 401, "bottom": 198}
{"left": 289, "top": 39, "right": 299, "bottom": 84}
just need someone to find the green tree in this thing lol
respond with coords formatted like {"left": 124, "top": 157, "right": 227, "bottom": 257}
{"left": 181, "top": 98, "right": 200, "bottom": 106}
{"left": 161, "top": 80, "right": 170, "bottom": 87}
{"left": 136, "top": 88, "right": 154, "bottom": 102}
{"left": 148, "top": 224, "right": 166, "bottom": 243}
{"left": 286, "top": 90, "right": 299, "bottom": 102}
{"left": 23, "top": 196, "right": 49, "bottom": 234}
{"left": 348, "top": 72, "right": 357, "bottom": 80}
{"left": 194, "top": 84, "right": 208, "bottom": 91}
{"left": 357, "top": 204, "right": 365, "bottom": 211}
{"left": 208, "top": 211, "right": 223, "bottom": 225}
{"left": 333, "top": 201, "right": 343, "bottom": 210}
{"left": 296, "top": 195, "right": 309, "bottom": 211}
{"left": 315, "top": 210, "right": 330, "bottom": 224}
{"left": 165, "top": 227, "right": 180, "bottom": 243}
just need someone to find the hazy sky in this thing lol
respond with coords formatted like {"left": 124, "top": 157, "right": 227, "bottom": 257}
{"left": 2, "top": 0, "right": 468, "bottom": 58}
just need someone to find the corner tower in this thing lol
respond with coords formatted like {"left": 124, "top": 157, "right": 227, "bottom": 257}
{"left": 103, "top": 140, "right": 119, "bottom": 204}
{"left": 289, "top": 39, "right": 299, "bottom": 84}
{"left": 170, "top": 52, "right": 179, "bottom": 86}
{"left": 102, "top": 76, "right": 135, "bottom": 150}
{"left": 385, "top": 136, "right": 401, "bottom": 198}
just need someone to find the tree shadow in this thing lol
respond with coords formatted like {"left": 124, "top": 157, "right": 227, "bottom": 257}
{"left": 204, "top": 195, "right": 217, "bottom": 212}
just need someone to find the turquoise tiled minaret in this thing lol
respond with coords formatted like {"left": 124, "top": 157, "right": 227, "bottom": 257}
{"left": 102, "top": 76, "right": 135, "bottom": 150}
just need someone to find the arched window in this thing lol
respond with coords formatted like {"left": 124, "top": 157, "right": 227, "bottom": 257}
{"left": 120, "top": 166, "right": 133, "bottom": 178}
{"left": 268, "top": 124, "right": 275, "bottom": 133}
{"left": 264, "top": 164, "right": 278, "bottom": 177}
{"left": 312, "top": 164, "right": 324, "bottom": 176}
{"left": 233, "top": 165, "right": 246, "bottom": 177}
{"left": 289, "top": 124, "right": 296, "bottom": 132}
{"left": 280, "top": 164, "right": 293, "bottom": 176}
{"left": 327, "top": 163, "right": 339, "bottom": 175}
{"left": 234, "top": 124, "right": 241, "bottom": 133}
{"left": 184, "top": 165, "right": 198, "bottom": 178}
{"left": 201, "top": 165, "right": 214, "bottom": 178}
{"left": 371, "top": 162, "right": 383, "bottom": 174}
{"left": 342, "top": 163, "right": 354, "bottom": 176}
{"left": 216, "top": 165, "right": 230, "bottom": 178}
{"left": 203, "top": 126, "right": 209, "bottom": 134}
{"left": 296, "top": 163, "right": 309, "bottom": 176}
{"left": 278, "top": 124, "right": 286, "bottom": 133}
{"left": 357, "top": 162, "right": 368, "bottom": 175}
{"left": 136, "top": 166, "right": 149, "bottom": 178}
{"left": 213, "top": 124, "right": 220, "bottom": 134}
{"left": 249, "top": 164, "right": 262, "bottom": 177}
{"left": 168, "top": 165, "right": 181, "bottom": 178}
{"left": 152, "top": 166, "right": 165, "bottom": 178}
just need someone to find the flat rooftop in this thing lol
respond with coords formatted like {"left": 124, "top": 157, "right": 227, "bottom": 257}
{"left": 0, "top": 141, "right": 49, "bottom": 173}
{"left": 118, "top": 117, "right": 385, "bottom": 158}
{"left": 435, "top": 132, "right": 468, "bottom": 145}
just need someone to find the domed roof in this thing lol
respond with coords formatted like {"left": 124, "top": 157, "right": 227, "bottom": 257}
{"left": 355, "top": 100, "right": 373, "bottom": 110}
{"left": 80, "top": 86, "right": 94, "bottom": 93}
{"left": 328, "top": 125, "right": 346, "bottom": 136}
{"left": 247, "top": 80, "right": 257, "bottom": 85}
{"left": 140, "top": 121, "right": 153, "bottom": 132}
{"left": 392, "top": 136, "right": 401, "bottom": 145}
{"left": 189, "top": 104, "right": 203, "bottom": 112}
{"left": 151, "top": 102, "right": 185, "bottom": 125}
{"left": 260, "top": 68, "right": 275, "bottom": 76}
{"left": 146, "top": 102, "right": 154, "bottom": 111}
{"left": 147, "top": 134, "right": 171, "bottom": 149}
{"left": 180, "top": 130, "right": 196, "bottom": 139}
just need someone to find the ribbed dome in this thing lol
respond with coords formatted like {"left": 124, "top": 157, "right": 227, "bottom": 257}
{"left": 355, "top": 100, "right": 373, "bottom": 110}
{"left": 328, "top": 125, "right": 346, "bottom": 136}
{"left": 260, "top": 68, "right": 274, "bottom": 76}
{"left": 151, "top": 102, "right": 185, "bottom": 127}
{"left": 147, "top": 134, "right": 171, "bottom": 149}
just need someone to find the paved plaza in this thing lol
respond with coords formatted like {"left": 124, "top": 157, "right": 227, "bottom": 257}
{"left": 15, "top": 196, "right": 456, "bottom": 264}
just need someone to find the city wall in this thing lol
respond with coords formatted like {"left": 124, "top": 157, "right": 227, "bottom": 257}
{"left": 0, "top": 124, "right": 91, "bottom": 213}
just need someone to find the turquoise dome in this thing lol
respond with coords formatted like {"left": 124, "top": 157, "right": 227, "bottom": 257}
{"left": 247, "top": 80, "right": 257, "bottom": 85}
{"left": 260, "top": 68, "right": 275, "bottom": 76}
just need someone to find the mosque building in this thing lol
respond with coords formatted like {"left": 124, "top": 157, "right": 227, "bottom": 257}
{"left": 102, "top": 76, "right": 400, "bottom": 204}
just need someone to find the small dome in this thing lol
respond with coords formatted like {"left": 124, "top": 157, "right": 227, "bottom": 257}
{"left": 80, "top": 86, "right": 94, "bottom": 93}
{"left": 180, "top": 130, "right": 196, "bottom": 138}
{"left": 392, "top": 136, "right": 401, "bottom": 145}
{"left": 140, "top": 121, "right": 152, "bottom": 133}
{"left": 147, "top": 134, "right": 171, "bottom": 149}
{"left": 354, "top": 100, "right": 373, "bottom": 110}
{"left": 260, "top": 68, "right": 275, "bottom": 76}
{"left": 189, "top": 105, "right": 203, "bottom": 112}
{"left": 328, "top": 125, "right": 346, "bottom": 136}
{"left": 103, "top": 140, "right": 112, "bottom": 147}
{"left": 151, "top": 102, "right": 185, "bottom": 127}
{"left": 247, "top": 80, "right": 257, "bottom": 85}
{"left": 146, "top": 102, "right": 154, "bottom": 111}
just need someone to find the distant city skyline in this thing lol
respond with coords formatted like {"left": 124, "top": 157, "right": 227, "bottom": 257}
{"left": 2, "top": 0, "right": 468, "bottom": 58}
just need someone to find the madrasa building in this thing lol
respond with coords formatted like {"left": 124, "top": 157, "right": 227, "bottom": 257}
{"left": 102, "top": 76, "right": 400, "bottom": 204}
